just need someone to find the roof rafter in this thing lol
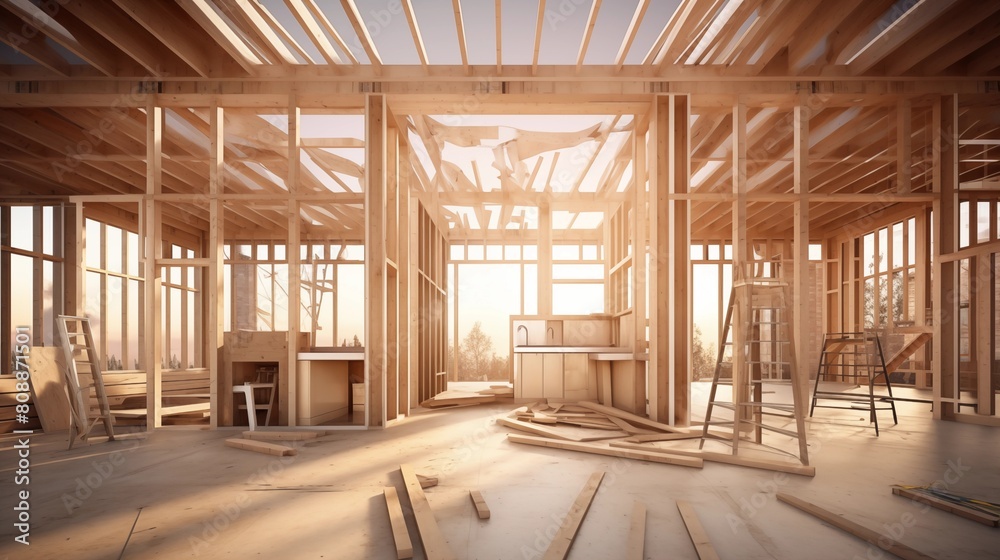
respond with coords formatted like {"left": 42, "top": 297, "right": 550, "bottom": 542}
{"left": 401, "top": 0, "right": 429, "bottom": 67}
{"left": 230, "top": 0, "right": 298, "bottom": 65}
{"left": 250, "top": 0, "right": 314, "bottom": 64}
{"left": 845, "top": 0, "right": 961, "bottom": 72}
{"left": 285, "top": 0, "right": 344, "bottom": 65}
{"left": 0, "top": 10, "right": 70, "bottom": 76}
{"left": 178, "top": 0, "right": 263, "bottom": 74}
{"left": 614, "top": 0, "right": 649, "bottom": 72}
{"left": 340, "top": 0, "right": 383, "bottom": 70}
{"left": 495, "top": 0, "right": 502, "bottom": 73}
{"left": 0, "top": 0, "right": 121, "bottom": 76}
{"left": 531, "top": 0, "right": 546, "bottom": 75}
{"left": 576, "top": 0, "right": 602, "bottom": 71}
{"left": 451, "top": 0, "right": 469, "bottom": 72}
{"left": 111, "top": 0, "right": 217, "bottom": 77}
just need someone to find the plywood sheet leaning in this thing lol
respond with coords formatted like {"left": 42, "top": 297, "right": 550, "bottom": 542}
{"left": 224, "top": 438, "right": 297, "bottom": 457}
{"left": 777, "top": 493, "right": 935, "bottom": 560}
{"left": 384, "top": 487, "right": 414, "bottom": 559}
{"left": 508, "top": 434, "right": 703, "bottom": 468}
{"left": 27, "top": 346, "right": 71, "bottom": 432}
{"left": 469, "top": 490, "right": 490, "bottom": 519}
{"left": 399, "top": 463, "right": 456, "bottom": 560}
{"left": 626, "top": 501, "right": 646, "bottom": 560}
{"left": 676, "top": 501, "right": 720, "bottom": 560}
{"left": 542, "top": 471, "right": 605, "bottom": 560}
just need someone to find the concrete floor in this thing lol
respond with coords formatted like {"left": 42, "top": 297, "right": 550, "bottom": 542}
{"left": 1, "top": 383, "right": 998, "bottom": 559}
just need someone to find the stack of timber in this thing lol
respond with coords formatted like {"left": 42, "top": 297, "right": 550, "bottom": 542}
{"left": 420, "top": 390, "right": 496, "bottom": 409}
{"left": 501, "top": 401, "right": 815, "bottom": 476}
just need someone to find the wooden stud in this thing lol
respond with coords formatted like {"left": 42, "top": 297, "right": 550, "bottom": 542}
{"left": 399, "top": 464, "right": 456, "bottom": 560}
{"left": 384, "top": 487, "right": 415, "bottom": 559}
{"left": 676, "top": 500, "right": 720, "bottom": 560}
{"left": 626, "top": 500, "right": 646, "bottom": 560}
{"left": 932, "top": 95, "right": 959, "bottom": 421}
{"left": 609, "top": 441, "right": 816, "bottom": 476}
{"left": 792, "top": 100, "right": 811, "bottom": 464}
{"left": 144, "top": 101, "right": 163, "bottom": 430}
{"left": 777, "top": 494, "right": 935, "bottom": 560}
{"left": 367, "top": 94, "right": 387, "bottom": 427}
{"left": 469, "top": 490, "right": 490, "bottom": 519}
{"left": 508, "top": 434, "right": 704, "bottom": 468}
{"left": 287, "top": 96, "right": 301, "bottom": 426}
{"left": 892, "top": 486, "right": 1000, "bottom": 527}
{"left": 541, "top": 471, "right": 605, "bottom": 560}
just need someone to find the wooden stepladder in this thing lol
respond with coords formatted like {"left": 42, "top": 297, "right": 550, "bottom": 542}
{"left": 56, "top": 315, "right": 115, "bottom": 449}
{"left": 701, "top": 270, "right": 810, "bottom": 466}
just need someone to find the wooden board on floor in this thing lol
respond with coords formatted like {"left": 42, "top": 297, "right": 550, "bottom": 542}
{"left": 498, "top": 416, "right": 628, "bottom": 442}
{"left": 417, "top": 474, "right": 438, "bottom": 489}
{"left": 469, "top": 490, "right": 490, "bottom": 519}
{"left": 608, "top": 442, "right": 815, "bottom": 477}
{"left": 625, "top": 432, "right": 701, "bottom": 443}
{"left": 891, "top": 486, "right": 1000, "bottom": 527}
{"left": 384, "top": 487, "right": 414, "bottom": 559}
{"left": 508, "top": 434, "right": 703, "bottom": 468}
{"left": 676, "top": 500, "right": 720, "bottom": 560}
{"left": 627, "top": 501, "right": 646, "bottom": 560}
{"left": 777, "top": 494, "right": 935, "bottom": 560}
{"left": 399, "top": 463, "right": 456, "bottom": 560}
{"left": 115, "top": 403, "right": 211, "bottom": 418}
{"left": 542, "top": 471, "right": 605, "bottom": 560}
{"left": 575, "top": 401, "right": 687, "bottom": 434}
{"left": 242, "top": 430, "right": 319, "bottom": 441}
{"left": 224, "top": 438, "right": 296, "bottom": 457}
{"left": 420, "top": 390, "right": 496, "bottom": 408}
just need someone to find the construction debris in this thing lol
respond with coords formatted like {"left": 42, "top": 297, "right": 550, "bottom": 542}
{"left": 542, "top": 471, "right": 605, "bottom": 560}
{"left": 676, "top": 501, "right": 721, "bottom": 560}
{"left": 383, "top": 487, "right": 414, "bottom": 559}
{"left": 399, "top": 464, "right": 456, "bottom": 560}
{"left": 420, "top": 390, "right": 497, "bottom": 409}
{"left": 469, "top": 490, "right": 491, "bottom": 519}
{"left": 241, "top": 431, "right": 320, "bottom": 441}
{"left": 417, "top": 474, "right": 439, "bottom": 489}
{"left": 891, "top": 485, "right": 1000, "bottom": 527}
{"left": 224, "top": 438, "right": 297, "bottom": 457}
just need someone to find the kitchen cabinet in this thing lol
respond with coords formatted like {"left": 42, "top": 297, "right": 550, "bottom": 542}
{"left": 563, "top": 353, "right": 597, "bottom": 401}
{"left": 517, "top": 351, "right": 600, "bottom": 401}
{"left": 518, "top": 353, "right": 544, "bottom": 399}
{"left": 542, "top": 354, "right": 563, "bottom": 398}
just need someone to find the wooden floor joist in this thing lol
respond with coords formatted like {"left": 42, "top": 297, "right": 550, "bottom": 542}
{"left": 469, "top": 490, "right": 491, "bottom": 519}
{"left": 399, "top": 464, "right": 456, "bottom": 560}
{"left": 241, "top": 431, "right": 320, "bottom": 441}
{"left": 777, "top": 493, "right": 936, "bottom": 560}
{"left": 383, "top": 487, "right": 414, "bottom": 559}
{"left": 224, "top": 438, "right": 297, "bottom": 457}
{"left": 676, "top": 501, "right": 720, "bottom": 560}
{"left": 508, "top": 434, "right": 704, "bottom": 468}
{"left": 542, "top": 471, "right": 605, "bottom": 560}
{"left": 626, "top": 501, "right": 646, "bottom": 560}
{"left": 608, "top": 441, "right": 816, "bottom": 476}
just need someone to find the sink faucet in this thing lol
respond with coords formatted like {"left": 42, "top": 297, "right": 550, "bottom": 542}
{"left": 547, "top": 326, "right": 555, "bottom": 342}
{"left": 516, "top": 325, "right": 528, "bottom": 346}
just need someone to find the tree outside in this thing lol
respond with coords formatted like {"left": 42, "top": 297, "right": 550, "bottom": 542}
{"left": 457, "top": 321, "right": 509, "bottom": 381}
{"left": 691, "top": 325, "right": 717, "bottom": 380}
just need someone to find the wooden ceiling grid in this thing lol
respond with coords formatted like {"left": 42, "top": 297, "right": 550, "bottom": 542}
{"left": 0, "top": 0, "right": 997, "bottom": 242}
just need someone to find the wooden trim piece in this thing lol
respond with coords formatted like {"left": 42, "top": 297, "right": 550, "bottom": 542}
{"left": 891, "top": 486, "right": 1000, "bottom": 527}
{"left": 508, "top": 434, "right": 704, "bottom": 468}
{"left": 777, "top": 493, "right": 935, "bottom": 560}
{"left": 624, "top": 432, "right": 701, "bottom": 443}
{"left": 542, "top": 471, "right": 605, "bottom": 560}
{"left": 676, "top": 500, "right": 720, "bottom": 560}
{"left": 399, "top": 463, "right": 456, "bottom": 560}
{"left": 608, "top": 442, "right": 816, "bottom": 477}
{"left": 469, "top": 490, "right": 491, "bottom": 520}
{"left": 224, "top": 438, "right": 296, "bottom": 456}
{"left": 497, "top": 416, "right": 627, "bottom": 442}
{"left": 384, "top": 487, "right": 415, "bottom": 560}
{"left": 626, "top": 501, "right": 646, "bottom": 560}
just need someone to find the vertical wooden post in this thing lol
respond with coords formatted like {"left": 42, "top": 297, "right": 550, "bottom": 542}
{"left": 632, "top": 114, "right": 647, "bottom": 417}
{"left": 208, "top": 103, "right": 224, "bottom": 429}
{"left": 366, "top": 93, "right": 387, "bottom": 428}
{"left": 647, "top": 96, "right": 666, "bottom": 422}
{"left": 32, "top": 206, "right": 43, "bottom": 346}
{"left": 53, "top": 205, "right": 65, "bottom": 340}
{"left": 896, "top": 99, "right": 912, "bottom": 194}
{"left": 975, "top": 255, "right": 995, "bottom": 416}
{"left": 1, "top": 205, "right": 10, "bottom": 370}
{"left": 144, "top": 101, "right": 163, "bottom": 430}
{"left": 932, "top": 95, "right": 958, "bottom": 421}
{"left": 669, "top": 95, "right": 690, "bottom": 426}
{"left": 793, "top": 101, "right": 811, "bottom": 411}
{"left": 386, "top": 125, "right": 399, "bottom": 421}
{"left": 398, "top": 136, "right": 411, "bottom": 418}
{"left": 732, "top": 98, "right": 749, "bottom": 423}
{"left": 287, "top": 96, "right": 301, "bottom": 426}
{"left": 538, "top": 204, "right": 552, "bottom": 315}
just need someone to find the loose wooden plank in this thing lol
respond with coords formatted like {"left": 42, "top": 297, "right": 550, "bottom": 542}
{"left": 399, "top": 464, "right": 456, "bottom": 560}
{"left": 241, "top": 430, "right": 319, "bottom": 441}
{"left": 606, "top": 416, "right": 658, "bottom": 435}
{"left": 498, "top": 417, "right": 628, "bottom": 442}
{"left": 542, "top": 471, "right": 605, "bottom": 560}
{"left": 575, "top": 401, "right": 687, "bottom": 434}
{"left": 114, "top": 402, "right": 211, "bottom": 418}
{"left": 891, "top": 486, "right": 1000, "bottom": 527}
{"left": 469, "top": 490, "right": 491, "bottom": 519}
{"left": 625, "top": 432, "right": 702, "bottom": 443}
{"left": 384, "top": 487, "right": 414, "bottom": 559}
{"left": 609, "top": 442, "right": 816, "bottom": 477}
{"left": 777, "top": 494, "right": 936, "bottom": 560}
{"left": 508, "top": 434, "right": 703, "bottom": 468}
{"left": 627, "top": 500, "right": 646, "bottom": 560}
{"left": 224, "top": 438, "right": 296, "bottom": 457}
{"left": 676, "top": 500, "right": 720, "bottom": 560}
{"left": 417, "top": 474, "right": 439, "bottom": 489}
{"left": 420, "top": 391, "right": 496, "bottom": 408}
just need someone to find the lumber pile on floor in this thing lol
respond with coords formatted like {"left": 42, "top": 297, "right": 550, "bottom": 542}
{"left": 224, "top": 430, "right": 315, "bottom": 456}
{"left": 500, "top": 401, "right": 814, "bottom": 476}
{"left": 420, "top": 390, "right": 497, "bottom": 408}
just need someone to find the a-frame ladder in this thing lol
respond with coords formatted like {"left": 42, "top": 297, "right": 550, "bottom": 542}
{"left": 56, "top": 315, "right": 115, "bottom": 449}
{"left": 700, "top": 274, "right": 810, "bottom": 465}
